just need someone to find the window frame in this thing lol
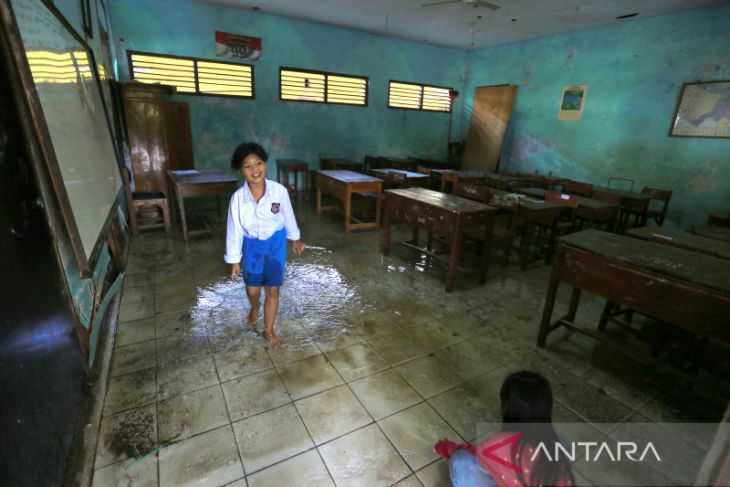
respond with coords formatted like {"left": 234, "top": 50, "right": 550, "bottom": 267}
{"left": 279, "top": 66, "right": 369, "bottom": 107}
{"left": 127, "top": 50, "right": 255, "bottom": 100}
{"left": 388, "top": 79, "right": 453, "bottom": 113}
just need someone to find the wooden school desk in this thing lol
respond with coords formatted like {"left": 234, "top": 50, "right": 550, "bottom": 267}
{"left": 483, "top": 173, "right": 524, "bottom": 190}
{"left": 690, "top": 225, "right": 730, "bottom": 243}
{"left": 276, "top": 159, "right": 309, "bottom": 194}
{"left": 371, "top": 168, "right": 430, "bottom": 188}
{"left": 167, "top": 169, "right": 238, "bottom": 242}
{"left": 488, "top": 190, "right": 566, "bottom": 270}
{"left": 382, "top": 187, "right": 497, "bottom": 292}
{"left": 316, "top": 170, "right": 383, "bottom": 232}
{"left": 538, "top": 230, "right": 730, "bottom": 357}
{"left": 627, "top": 226, "right": 730, "bottom": 260}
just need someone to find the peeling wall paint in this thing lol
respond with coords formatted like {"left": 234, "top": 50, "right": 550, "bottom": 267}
{"left": 463, "top": 4, "right": 730, "bottom": 228}
{"left": 109, "top": 0, "right": 467, "bottom": 176}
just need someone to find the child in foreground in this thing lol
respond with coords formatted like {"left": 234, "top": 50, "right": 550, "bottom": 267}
{"left": 434, "top": 371, "right": 574, "bottom": 487}
{"left": 224, "top": 142, "right": 305, "bottom": 347}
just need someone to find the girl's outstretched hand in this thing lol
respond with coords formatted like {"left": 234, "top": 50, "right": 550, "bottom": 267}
{"left": 291, "top": 240, "right": 306, "bottom": 255}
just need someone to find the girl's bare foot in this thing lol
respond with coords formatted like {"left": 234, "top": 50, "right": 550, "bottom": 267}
{"left": 247, "top": 308, "right": 258, "bottom": 329}
{"left": 264, "top": 329, "right": 280, "bottom": 347}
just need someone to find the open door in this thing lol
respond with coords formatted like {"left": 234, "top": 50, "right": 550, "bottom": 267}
{"left": 462, "top": 84, "right": 517, "bottom": 173}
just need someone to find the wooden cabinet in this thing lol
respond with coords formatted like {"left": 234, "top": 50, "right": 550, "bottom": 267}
{"left": 122, "top": 83, "right": 193, "bottom": 194}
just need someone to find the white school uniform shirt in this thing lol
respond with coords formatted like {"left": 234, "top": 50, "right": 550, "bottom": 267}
{"left": 224, "top": 179, "right": 301, "bottom": 264}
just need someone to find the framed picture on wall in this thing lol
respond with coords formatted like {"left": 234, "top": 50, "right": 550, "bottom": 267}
{"left": 670, "top": 80, "right": 730, "bottom": 138}
{"left": 558, "top": 84, "right": 587, "bottom": 121}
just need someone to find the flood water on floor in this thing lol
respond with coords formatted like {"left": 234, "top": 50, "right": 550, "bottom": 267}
{"left": 92, "top": 199, "right": 725, "bottom": 486}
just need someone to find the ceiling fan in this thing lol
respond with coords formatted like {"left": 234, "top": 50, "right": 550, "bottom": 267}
{"left": 422, "top": 0, "right": 501, "bottom": 10}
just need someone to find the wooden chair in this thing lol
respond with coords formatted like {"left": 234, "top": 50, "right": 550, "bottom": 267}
{"left": 440, "top": 171, "right": 460, "bottom": 193}
{"left": 707, "top": 211, "right": 730, "bottom": 227}
{"left": 575, "top": 204, "right": 619, "bottom": 232}
{"left": 278, "top": 162, "right": 309, "bottom": 194}
{"left": 384, "top": 171, "right": 409, "bottom": 190}
{"left": 563, "top": 180, "right": 593, "bottom": 198}
{"left": 456, "top": 182, "right": 516, "bottom": 265}
{"left": 454, "top": 181, "right": 489, "bottom": 203}
{"left": 641, "top": 186, "right": 672, "bottom": 226}
{"left": 364, "top": 155, "right": 381, "bottom": 173}
{"left": 590, "top": 188, "right": 642, "bottom": 233}
{"left": 123, "top": 166, "right": 170, "bottom": 235}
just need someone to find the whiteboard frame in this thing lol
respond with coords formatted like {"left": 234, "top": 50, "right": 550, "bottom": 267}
{"left": 1, "top": 0, "right": 123, "bottom": 277}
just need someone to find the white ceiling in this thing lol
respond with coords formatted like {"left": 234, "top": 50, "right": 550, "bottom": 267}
{"left": 196, "top": 0, "right": 728, "bottom": 49}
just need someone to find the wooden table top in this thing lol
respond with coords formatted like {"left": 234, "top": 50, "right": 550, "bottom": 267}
{"left": 513, "top": 187, "right": 616, "bottom": 209}
{"left": 592, "top": 186, "right": 652, "bottom": 200}
{"left": 430, "top": 169, "right": 485, "bottom": 178}
{"left": 559, "top": 229, "right": 730, "bottom": 293}
{"left": 317, "top": 170, "right": 382, "bottom": 183}
{"left": 515, "top": 187, "right": 547, "bottom": 198}
{"left": 691, "top": 225, "right": 730, "bottom": 243}
{"left": 627, "top": 226, "right": 730, "bottom": 260}
{"left": 167, "top": 169, "right": 238, "bottom": 185}
{"left": 387, "top": 187, "right": 497, "bottom": 214}
{"left": 489, "top": 189, "right": 564, "bottom": 211}
{"left": 372, "top": 168, "right": 430, "bottom": 179}
{"left": 485, "top": 173, "right": 523, "bottom": 182}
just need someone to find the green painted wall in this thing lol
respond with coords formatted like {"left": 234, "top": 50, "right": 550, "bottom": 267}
{"left": 462, "top": 4, "right": 730, "bottom": 228}
{"left": 108, "top": 0, "right": 467, "bottom": 174}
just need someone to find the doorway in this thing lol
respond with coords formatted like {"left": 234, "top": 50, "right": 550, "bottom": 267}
{"left": 462, "top": 84, "right": 518, "bottom": 173}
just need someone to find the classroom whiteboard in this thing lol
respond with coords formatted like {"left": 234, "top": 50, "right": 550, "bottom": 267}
{"left": 8, "top": 0, "right": 122, "bottom": 270}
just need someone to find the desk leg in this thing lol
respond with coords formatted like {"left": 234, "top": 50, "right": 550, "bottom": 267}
{"left": 316, "top": 185, "right": 322, "bottom": 214}
{"left": 410, "top": 227, "right": 420, "bottom": 246}
{"left": 383, "top": 206, "right": 391, "bottom": 256}
{"left": 375, "top": 186, "right": 382, "bottom": 229}
{"left": 445, "top": 227, "right": 462, "bottom": 292}
{"left": 538, "top": 249, "right": 562, "bottom": 347}
{"left": 479, "top": 216, "right": 495, "bottom": 284}
{"left": 176, "top": 189, "right": 188, "bottom": 242}
{"left": 545, "top": 219, "right": 559, "bottom": 264}
{"left": 566, "top": 288, "right": 581, "bottom": 322}
{"left": 344, "top": 187, "right": 352, "bottom": 233}
{"left": 521, "top": 220, "right": 535, "bottom": 271}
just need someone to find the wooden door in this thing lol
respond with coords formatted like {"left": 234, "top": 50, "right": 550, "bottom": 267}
{"left": 462, "top": 85, "right": 517, "bottom": 173}
{"left": 122, "top": 84, "right": 170, "bottom": 194}
{"left": 163, "top": 100, "right": 194, "bottom": 171}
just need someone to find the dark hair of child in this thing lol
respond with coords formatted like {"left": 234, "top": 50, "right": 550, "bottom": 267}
{"left": 230, "top": 142, "right": 268, "bottom": 171}
{"left": 500, "top": 371, "right": 574, "bottom": 487}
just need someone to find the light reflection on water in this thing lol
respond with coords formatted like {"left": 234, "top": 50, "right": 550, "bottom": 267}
{"left": 185, "top": 257, "right": 363, "bottom": 350}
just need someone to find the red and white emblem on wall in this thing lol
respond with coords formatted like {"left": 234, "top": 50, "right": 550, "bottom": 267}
{"left": 215, "top": 31, "right": 262, "bottom": 61}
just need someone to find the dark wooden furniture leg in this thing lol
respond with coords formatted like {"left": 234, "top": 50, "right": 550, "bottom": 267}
{"left": 538, "top": 249, "right": 562, "bottom": 347}
{"left": 344, "top": 187, "right": 352, "bottom": 233}
{"left": 445, "top": 226, "right": 463, "bottom": 292}
{"left": 383, "top": 203, "right": 392, "bottom": 256}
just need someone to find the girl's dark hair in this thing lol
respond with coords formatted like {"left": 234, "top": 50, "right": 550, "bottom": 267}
{"left": 230, "top": 142, "right": 268, "bottom": 171}
{"left": 500, "top": 371, "right": 574, "bottom": 487}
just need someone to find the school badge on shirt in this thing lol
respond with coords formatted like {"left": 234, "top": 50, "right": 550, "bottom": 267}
{"left": 271, "top": 202, "right": 280, "bottom": 214}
